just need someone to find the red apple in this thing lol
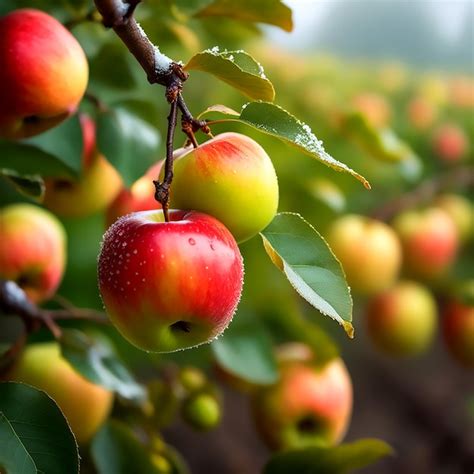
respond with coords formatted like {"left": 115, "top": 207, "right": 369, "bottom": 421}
{"left": 0, "top": 203, "right": 66, "bottom": 303}
{"left": 431, "top": 123, "right": 469, "bottom": 163}
{"left": 442, "top": 300, "right": 474, "bottom": 368}
{"left": 98, "top": 210, "right": 244, "bottom": 352}
{"left": 43, "top": 115, "right": 122, "bottom": 218}
{"left": 169, "top": 132, "right": 279, "bottom": 242}
{"left": 393, "top": 207, "right": 459, "bottom": 280}
{"left": 0, "top": 9, "right": 88, "bottom": 139}
{"left": 252, "top": 353, "right": 352, "bottom": 450}
{"left": 367, "top": 280, "right": 437, "bottom": 357}
{"left": 326, "top": 214, "right": 402, "bottom": 295}
{"left": 435, "top": 194, "right": 473, "bottom": 243}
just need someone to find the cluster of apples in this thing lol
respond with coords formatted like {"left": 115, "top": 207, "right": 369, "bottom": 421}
{"left": 326, "top": 198, "right": 473, "bottom": 367}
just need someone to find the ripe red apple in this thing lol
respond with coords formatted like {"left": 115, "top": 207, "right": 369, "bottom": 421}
{"left": 0, "top": 203, "right": 66, "bottom": 303}
{"left": 393, "top": 207, "right": 459, "bottom": 280}
{"left": 442, "top": 300, "right": 474, "bottom": 368}
{"left": 98, "top": 210, "right": 244, "bottom": 352}
{"left": 435, "top": 194, "right": 473, "bottom": 243}
{"left": 43, "top": 115, "right": 122, "bottom": 218}
{"left": 0, "top": 9, "right": 88, "bottom": 139}
{"left": 431, "top": 123, "right": 469, "bottom": 163}
{"left": 169, "top": 132, "right": 279, "bottom": 243}
{"left": 8, "top": 342, "right": 113, "bottom": 443}
{"left": 367, "top": 280, "right": 438, "bottom": 357}
{"left": 326, "top": 214, "right": 402, "bottom": 295}
{"left": 252, "top": 352, "right": 352, "bottom": 450}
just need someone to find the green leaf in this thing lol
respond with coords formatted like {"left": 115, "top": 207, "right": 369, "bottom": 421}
{"left": 91, "top": 420, "right": 189, "bottom": 474}
{"left": 60, "top": 329, "right": 147, "bottom": 404}
{"left": 342, "top": 112, "right": 418, "bottom": 163}
{"left": 96, "top": 108, "right": 160, "bottom": 187}
{"left": 0, "top": 169, "right": 45, "bottom": 201}
{"left": 263, "top": 439, "right": 393, "bottom": 474}
{"left": 260, "top": 213, "right": 353, "bottom": 337}
{"left": 195, "top": 0, "right": 293, "bottom": 32}
{"left": 0, "top": 412, "right": 36, "bottom": 474}
{"left": 185, "top": 49, "right": 275, "bottom": 101}
{"left": 0, "top": 382, "right": 79, "bottom": 474}
{"left": 199, "top": 102, "right": 370, "bottom": 188}
{"left": 212, "top": 315, "right": 278, "bottom": 385}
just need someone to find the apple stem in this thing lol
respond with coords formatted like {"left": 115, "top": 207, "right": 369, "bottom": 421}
{"left": 153, "top": 100, "right": 179, "bottom": 221}
{"left": 178, "top": 94, "right": 211, "bottom": 148}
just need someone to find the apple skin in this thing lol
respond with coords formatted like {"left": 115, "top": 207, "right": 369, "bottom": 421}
{"left": 326, "top": 214, "right": 402, "bottom": 295}
{"left": 431, "top": 123, "right": 469, "bottom": 163}
{"left": 252, "top": 356, "right": 352, "bottom": 450}
{"left": 392, "top": 208, "right": 459, "bottom": 280}
{"left": 367, "top": 281, "right": 437, "bottom": 357}
{"left": 442, "top": 300, "right": 474, "bottom": 368}
{"left": 8, "top": 342, "right": 113, "bottom": 444}
{"left": 169, "top": 132, "right": 279, "bottom": 243}
{"left": 43, "top": 115, "right": 122, "bottom": 218}
{"left": 98, "top": 209, "right": 244, "bottom": 352}
{"left": 435, "top": 194, "right": 473, "bottom": 243}
{"left": 0, "top": 9, "right": 88, "bottom": 139}
{"left": 0, "top": 204, "right": 66, "bottom": 303}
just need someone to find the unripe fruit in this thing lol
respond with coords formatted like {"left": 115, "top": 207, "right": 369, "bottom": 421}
{"left": 393, "top": 208, "right": 458, "bottom": 280}
{"left": 98, "top": 210, "right": 244, "bottom": 352}
{"left": 367, "top": 281, "right": 437, "bottom": 357}
{"left": 0, "top": 9, "right": 88, "bottom": 139}
{"left": 43, "top": 115, "right": 122, "bottom": 218}
{"left": 326, "top": 215, "right": 402, "bottom": 295}
{"left": 0, "top": 204, "right": 66, "bottom": 303}
{"left": 182, "top": 392, "right": 221, "bottom": 431}
{"left": 252, "top": 357, "right": 352, "bottom": 450}
{"left": 8, "top": 342, "right": 113, "bottom": 443}
{"left": 431, "top": 123, "right": 469, "bottom": 162}
{"left": 441, "top": 300, "right": 474, "bottom": 368}
{"left": 170, "top": 132, "right": 279, "bottom": 242}
{"left": 435, "top": 194, "right": 473, "bottom": 243}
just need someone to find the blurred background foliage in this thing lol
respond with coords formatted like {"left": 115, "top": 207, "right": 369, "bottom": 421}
{"left": 0, "top": 0, "right": 472, "bottom": 473}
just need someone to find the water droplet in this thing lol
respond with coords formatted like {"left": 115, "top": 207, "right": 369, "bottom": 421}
{"left": 188, "top": 238, "right": 196, "bottom": 246}
{"left": 122, "top": 242, "right": 127, "bottom": 247}
{"left": 210, "top": 243, "right": 215, "bottom": 250}
{"left": 133, "top": 249, "right": 138, "bottom": 254}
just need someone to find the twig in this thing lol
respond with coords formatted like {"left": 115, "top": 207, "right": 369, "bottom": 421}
{"left": 372, "top": 165, "right": 474, "bottom": 221}
{"left": 153, "top": 100, "right": 179, "bottom": 221}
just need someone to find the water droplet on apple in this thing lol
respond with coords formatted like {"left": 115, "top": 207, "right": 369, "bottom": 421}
{"left": 188, "top": 238, "right": 196, "bottom": 245}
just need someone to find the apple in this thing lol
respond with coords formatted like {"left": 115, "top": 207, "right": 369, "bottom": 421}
{"left": 393, "top": 207, "right": 458, "bottom": 280}
{"left": 431, "top": 123, "right": 469, "bottom": 163}
{"left": 169, "top": 132, "right": 279, "bottom": 243}
{"left": 8, "top": 342, "right": 113, "bottom": 443}
{"left": 0, "top": 9, "right": 88, "bottom": 139}
{"left": 449, "top": 76, "right": 474, "bottom": 108}
{"left": 252, "top": 352, "right": 352, "bottom": 450}
{"left": 326, "top": 214, "right": 402, "bottom": 295}
{"left": 441, "top": 300, "right": 474, "bottom": 368}
{"left": 181, "top": 392, "right": 221, "bottom": 431}
{"left": 406, "top": 96, "right": 437, "bottom": 130}
{"left": 98, "top": 209, "right": 244, "bottom": 352}
{"left": 351, "top": 92, "right": 391, "bottom": 128}
{"left": 0, "top": 203, "right": 66, "bottom": 303}
{"left": 367, "top": 280, "right": 437, "bottom": 357}
{"left": 435, "top": 194, "right": 473, "bottom": 243}
{"left": 43, "top": 115, "right": 122, "bottom": 218}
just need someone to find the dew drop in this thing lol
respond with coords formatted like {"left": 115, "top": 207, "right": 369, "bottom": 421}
{"left": 133, "top": 249, "right": 138, "bottom": 254}
{"left": 188, "top": 238, "right": 196, "bottom": 246}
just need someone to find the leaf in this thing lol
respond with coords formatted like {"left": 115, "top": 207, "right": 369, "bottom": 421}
{"left": 0, "top": 412, "right": 36, "bottom": 474}
{"left": 195, "top": 0, "right": 293, "bottom": 32}
{"left": 199, "top": 102, "right": 370, "bottom": 188}
{"left": 96, "top": 108, "right": 161, "bottom": 187}
{"left": 212, "top": 314, "right": 278, "bottom": 385}
{"left": 91, "top": 420, "right": 188, "bottom": 474}
{"left": 185, "top": 49, "right": 275, "bottom": 101}
{"left": 260, "top": 213, "right": 353, "bottom": 337}
{"left": 263, "top": 439, "right": 393, "bottom": 474}
{"left": 342, "top": 112, "right": 418, "bottom": 163}
{"left": 0, "top": 382, "right": 79, "bottom": 474}
{"left": 0, "top": 169, "right": 45, "bottom": 201}
{"left": 60, "top": 329, "right": 147, "bottom": 404}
